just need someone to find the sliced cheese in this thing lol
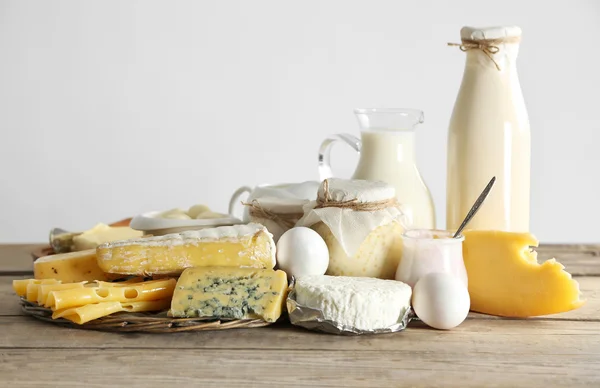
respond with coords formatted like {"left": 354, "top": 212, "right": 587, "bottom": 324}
{"left": 96, "top": 223, "right": 276, "bottom": 276}
{"left": 13, "top": 279, "right": 60, "bottom": 297}
{"left": 52, "top": 299, "right": 171, "bottom": 324}
{"left": 72, "top": 223, "right": 143, "bottom": 251}
{"left": 463, "top": 230, "right": 584, "bottom": 317}
{"left": 34, "top": 249, "right": 112, "bottom": 282}
{"left": 170, "top": 267, "right": 288, "bottom": 322}
{"left": 47, "top": 278, "right": 176, "bottom": 310}
{"left": 38, "top": 282, "right": 87, "bottom": 306}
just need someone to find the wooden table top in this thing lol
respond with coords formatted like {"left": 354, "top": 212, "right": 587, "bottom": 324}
{"left": 1, "top": 243, "right": 599, "bottom": 387}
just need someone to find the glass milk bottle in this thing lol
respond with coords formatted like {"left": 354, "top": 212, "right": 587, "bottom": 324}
{"left": 318, "top": 109, "right": 435, "bottom": 229}
{"left": 446, "top": 26, "right": 531, "bottom": 232}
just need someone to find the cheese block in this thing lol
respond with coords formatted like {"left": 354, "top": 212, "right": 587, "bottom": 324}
{"left": 34, "top": 249, "right": 113, "bottom": 282}
{"left": 72, "top": 223, "right": 143, "bottom": 251}
{"left": 294, "top": 275, "right": 412, "bottom": 331}
{"left": 463, "top": 230, "right": 584, "bottom": 317}
{"left": 96, "top": 223, "right": 276, "bottom": 276}
{"left": 170, "top": 267, "right": 288, "bottom": 322}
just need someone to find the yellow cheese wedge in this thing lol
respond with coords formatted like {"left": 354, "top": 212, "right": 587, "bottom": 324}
{"left": 47, "top": 278, "right": 176, "bottom": 310}
{"left": 463, "top": 230, "right": 584, "bottom": 317}
{"left": 96, "top": 223, "right": 276, "bottom": 276}
{"left": 13, "top": 279, "right": 60, "bottom": 297}
{"left": 72, "top": 223, "right": 143, "bottom": 251}
{"left": 34, "top": 249, "right": 113, "bottom": 282}
{"left": 170, "top": 267, "right": 288, "bottom": 322}
{"left": 52, "top": 299, "right": 171, "bottom": 324}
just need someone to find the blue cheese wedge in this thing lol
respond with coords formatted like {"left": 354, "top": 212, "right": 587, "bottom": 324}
{"left": 294, "top": 275, "right": 412, "bottom": 331}
{"left": 170, "top": 267, "right": 288, "bottom": 322}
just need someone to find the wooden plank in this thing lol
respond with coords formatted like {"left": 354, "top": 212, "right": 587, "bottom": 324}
{"left": 1, "top": 347, "right": 598, "bottom": 388}
{"left": 537, "top": 245, "right": 600, "bottom": 276}
{"left": 0, "top": 244, "right": 41, "bottom": 273}
{"left": 2, "top": 315, "right": 600, "bottom": 351}
{"left": 0, "top": 243, "right": 598, "bottom": 275}
{"left": 1, "top": 276, "right": 21, "bottom": 316}
{"left": 1, "top": 275, "right": 599, "bottom": 320}
{"left": 538, "top": 243, "right": 600, "bottom": 254}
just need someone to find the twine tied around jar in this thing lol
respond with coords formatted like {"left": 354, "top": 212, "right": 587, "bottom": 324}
{"left": 243, "top": 200, "right": 305, "bottom": 229}
{"left": 314, "top": 179, "right": 399, "bottom": 211}
{"left": 447, "top": 36, "right": 521, "bottom": 71}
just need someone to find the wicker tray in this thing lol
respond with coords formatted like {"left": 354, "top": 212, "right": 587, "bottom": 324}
{"left": 20, "top": 299, "right": 272, "bottom": 333}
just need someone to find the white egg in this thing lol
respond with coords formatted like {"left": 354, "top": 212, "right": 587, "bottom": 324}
{"left": 412, "top": 272, "right": 470, "bottom": 330}
{"left": 276, "top": 227, "right": 329, "bottom": 279}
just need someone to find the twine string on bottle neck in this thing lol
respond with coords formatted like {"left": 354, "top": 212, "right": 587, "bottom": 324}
{"left": 447, "top": 36, "right": 521, "bottom": 71}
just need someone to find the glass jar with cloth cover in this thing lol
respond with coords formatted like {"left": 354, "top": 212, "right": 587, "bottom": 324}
{"left": 296, "top": 178, "right": 408, "bottom": 279}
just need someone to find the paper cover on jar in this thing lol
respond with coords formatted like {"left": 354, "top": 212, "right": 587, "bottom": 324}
{"left": 295, "top": 178, "right": 408, "bottom": 257}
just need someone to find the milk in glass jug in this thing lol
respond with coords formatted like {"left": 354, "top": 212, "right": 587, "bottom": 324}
{"left": 318, "top": 108, "right": 435, "bottom": 229}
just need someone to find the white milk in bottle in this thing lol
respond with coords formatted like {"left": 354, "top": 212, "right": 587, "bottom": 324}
{"left": 446, "top": 26, "right": 531, "bottom": 232}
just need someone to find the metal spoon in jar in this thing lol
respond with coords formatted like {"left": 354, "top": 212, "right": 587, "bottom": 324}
{"left": 453, "top": 176, "right": 496, "bottom": 238}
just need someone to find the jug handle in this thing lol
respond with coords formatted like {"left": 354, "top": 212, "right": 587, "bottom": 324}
{"left": 318, "top": 134, "right": 361, "bottom": 180}
{"left": 228, "top": 186, "right": 252, "bottom": 219}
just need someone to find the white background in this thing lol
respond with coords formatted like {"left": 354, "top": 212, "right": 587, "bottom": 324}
{"left": 1, "top": 0, "right": 599, "bottom": 243}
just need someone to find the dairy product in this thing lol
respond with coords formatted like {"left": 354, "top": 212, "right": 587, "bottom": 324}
{"left": 462, "top": 230, "right": 584, "bottom": 317}
{"left": 395, "top": 229, "right": 467, "bottom": 288}
{"left": 34, "top": 249, "right": 112, "bottom": 282}
{"left": 296, "top": 178, "right": 406, "bottom": 279}
{"left": 447, "top": 26, "right": 531, "bottom": 232}
{"left": 52, "top": 299, "right": 171, "bottom": 324}
{"left": 294, "top": 275, "right": 412, "bottom": 331}
{"left": 353, "top": 130, "right": 435, "bottom": 229}
{"left": 13, "top": 279, "right": 60, "bottom": 297}
{"left": 318, "top": 108, "right": 435, "bottom": 229}
{"left": 170, "top": 267, "right": 288, "bottom": 322}
{"left": 72, "top": 223, "right": 143, "bottom": 251}
{"left": 46, "top": 278, "right": 176, "bottom": 310}
{"left": 96, "top": 223, "right": 276, "bottom": 276}
{"left": 246, "top": 198, "right": 308, "bottom": 242}
{"left": 313, "top": 221, "right": 403, "bottom": 279}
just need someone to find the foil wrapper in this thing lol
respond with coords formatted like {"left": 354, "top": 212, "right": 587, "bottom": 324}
{"left": 286, "top": 285, "right": 413, "bottom": 335}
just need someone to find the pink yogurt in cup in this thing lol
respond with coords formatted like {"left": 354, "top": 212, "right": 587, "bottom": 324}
{"left": 395, "top": 229, "right": 468, "bottom": 288}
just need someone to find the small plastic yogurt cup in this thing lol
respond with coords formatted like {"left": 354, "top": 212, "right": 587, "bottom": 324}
{"left": 395, "top": 229, "right": 468, "bottom": 288}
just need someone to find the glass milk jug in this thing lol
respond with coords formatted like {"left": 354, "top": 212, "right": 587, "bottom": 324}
{"left": 318, "top": 108, "right": 435, "bottom": 229}
{"left": 446, "top": 26, "right": 531, "bottom": 232}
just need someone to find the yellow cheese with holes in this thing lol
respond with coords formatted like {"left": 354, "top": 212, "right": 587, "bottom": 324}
{"left": 34, "top": 249, "right": 112, "bottom": 282}
{"left": 170, "top": 267, "right": 288, "bottom": 322}
{"left": 13, "top": 279, "right": 60, "bottom": 297}
{"left": 96, "top": 223, "right": 276, "bottom": 276}
{"left": 52, "top": 299, "right": 171, "bottom": 324}
{"left": 463, "top": 230, "right": 584, "bottom": 317}
{"left": 47, "top": 278, "right": 176, "bottom": 310}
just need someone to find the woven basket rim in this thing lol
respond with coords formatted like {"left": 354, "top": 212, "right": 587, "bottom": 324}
{"left": 20, "top": 298, "right": 272, "bottom": 333}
